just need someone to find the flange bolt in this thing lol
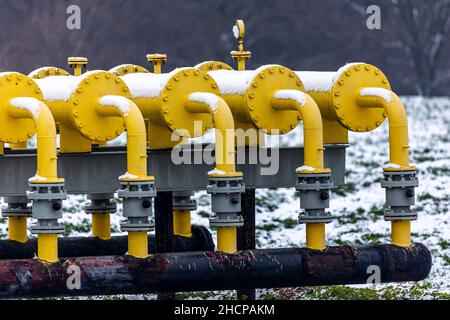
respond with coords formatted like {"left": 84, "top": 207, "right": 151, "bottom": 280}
{"left": 320, "top": 191, "right": 329, "bottom": 201}
{"left": 406, "top": 189, "right": 414, "bottom": 198}
{"left": 142, "top": 199, "right": 152, "bottom": 209}
{"left": 52, "top": 202, "right": 62, "bottom": 211}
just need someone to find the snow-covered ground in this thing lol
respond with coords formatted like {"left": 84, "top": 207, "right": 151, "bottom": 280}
{"left": 1, "top": 96, "right": 449, "bottom": 300}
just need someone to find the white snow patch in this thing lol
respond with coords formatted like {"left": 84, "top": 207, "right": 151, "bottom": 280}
{"left": 360, "top": 87, "right": 392, "bottom": 104}
{"left": 28, "top": 173, "right": 48, "bottom": 182}
{"left": 34, "top": 70, "right": 104, "bottom": 101}
{"left": 188, "top": 92, "right": 220, "bottom": 113}
{"left": 273, "top": 90, "right": 306, "bottom": 107}
{"left": 9, "top": 97, "right": 41, "bottom": 119}
{"left": 109, "top": 64, "right": 139, "bottom": 74}
{"left": 382, "top": 162, "right": 401, "bottom": 169}
{"left": 296, "top": 62, "right": 364, "bottom": 92}
{"left": 295, "top": 71, "right": 335, "bottom": 92}
{"left": 208, "top": 168, "right": 226, "bottom": 175}
{"left": 209, "top": 64, "right": 280, "bottom": 95}
{"left": 120, "top": 67, "right": 190, "bottom": 99}
{"left": 119, "top": 172, "right": 138, "bottom": 180}
{"left": 99, "top": 95, "right": 130, "bottom": 116}
{"left": 296, "top": 165, "right": 316, "bottom": 172}
{"left": 28, "top": 66, "right": 57, "bottom": 78}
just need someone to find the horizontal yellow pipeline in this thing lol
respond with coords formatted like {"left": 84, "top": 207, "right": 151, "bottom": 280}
{"left": 270, "top": 90, "right": 326, "bottom": 172}
{"left": 356, "top": 88, "right": 412, "bottom": 170}
{"left": 97, "top": 96, "right": 152, "bottom": 181}
{"left": 8, "top": 98, "right": 61, "bottom": 183}
{"left": 185, "top": 93, "right": 238, "bottom": 176}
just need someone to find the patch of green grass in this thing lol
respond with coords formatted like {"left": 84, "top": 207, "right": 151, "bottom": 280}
{"left": 197, "top": 210, "right": 210, "bottom": 218}
{"left": 256, "top": 223, "right": 278, "bottom": 232}
{"left": 361, "top": 233, "right": 386, "bottom": 245}
{"left": 64, "top": 219, "right": 91, "bottom": 236}
{"left": 332, "top": 183, "right": 356, "bottom": 197}
{"left": 273, "top": 218, "right": 297, "bottom": 229}
{"left": 438, "top": 239, "right": 450, "bottom": 250}
{"left": 255, "top": 190, "right": 287, "bottom": 212}
{"left": 442, "top": 254, "right": 450, "bottom": 266}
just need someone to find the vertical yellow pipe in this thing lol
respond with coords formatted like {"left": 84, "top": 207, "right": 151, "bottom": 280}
{"left": 217, "top": 227, "right": 237, "bottom": 253}
{"left": 306, "top": 224, "right": 326, "bottom": 250}
{"left": 92, "top": 213, "right": 111, "bottom": 240}
{"left": 128, "top": 231, "right": 148, "bottom": 258}
{"left": 357, "top": 89, "right": 413, "bottom": 246}
{"left": 37, "top": 234, "right": 58, "bottom": 263}
{"left": 173, "top": 210, "right": 192, "bottom": 237}
{"left": 8, "top": 216, "right": 27, "bottom": 243}
{"left": 391, "top": 221, "right": 411, "bottom": 247}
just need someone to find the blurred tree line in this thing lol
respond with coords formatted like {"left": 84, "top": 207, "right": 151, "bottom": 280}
{"left": 0, "top": 0, "right": 448, "bottom": 96}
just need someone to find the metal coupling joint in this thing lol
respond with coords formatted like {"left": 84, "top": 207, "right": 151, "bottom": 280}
{"left": 381, "top": 170, "right": 418, "bottom": 221}
{"left": 207, "top": 176, "right": 245, "bottom": 228}
{"left": 27, "top": 183, "right": 66, "bottom": 234}
{"left": 296, "top": 172, "right": 333, "bottom": 224}
{"left": 118, "top": 181, "right": 156, "bottom": 232}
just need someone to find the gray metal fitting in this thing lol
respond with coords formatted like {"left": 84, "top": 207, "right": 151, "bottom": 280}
{"left": 118, "top": 181, "right": 156, "bottom": 232}
{"left": 85, "top": 193, "right": 117, "bottom": 214}
{"left": 27, "top": 183, "right": 66, "bottom": 234}
{"left": 1, "top": 196, "right": 32, "bottom": 218}
{"left": 381, "top": 170, "right": 418, "bottom": 221}
{"left": 296, "top": 172, "right": 333, "bottom": 224}
{"left": 173, "top": 190, "right": 197, "bottom": 211}
{"left": 207, "top": 176, "right": 245, "bottom": 228}
{"left": 209, "top": 212, "right": 244, "bottom": 228}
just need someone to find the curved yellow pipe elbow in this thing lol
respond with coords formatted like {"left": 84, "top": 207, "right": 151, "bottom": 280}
{"left": 97, "top": 96, "right": 152, "bottom": 181}
{"left": 271, "top": 90, "right": 326, "bottom": 171}
{"left": 8, "top": 98, "right": 61, "bottom": 183}
{"left": 356, "top": 88, "right": 412, "bottom": 170}
{"left": 185, "top": 93, "right": 238, "bottom": 176}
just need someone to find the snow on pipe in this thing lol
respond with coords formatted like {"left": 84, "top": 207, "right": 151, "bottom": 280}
{"left": 0, "top": 244, "right": 431, "bottom": 298}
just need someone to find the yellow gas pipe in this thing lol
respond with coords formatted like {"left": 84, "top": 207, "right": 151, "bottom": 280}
{"left": 97, "top": 95, "right": 153, "bottom": 257}
{"left": 0, "top": 72, "right": 63, "bottom": 254}
{"left": 356, "top": 88, "right": 414, "bottom": 246}
{"left": 32, "top": 66, "right": 152, "bottom": 258}
{"left": 8, "top": 97, "right": 63, "bottom": 261}
{"left": 297, "top": 63, "right": 414, "bottom": 247}
{"left": 113, "top": 65, "right": 238, "bottom": 250}
{"left": 185, "top": 93, "right": 240, "bottom": 253}
{"left": 270, "top": 90, "right": 329, "bottom": 250}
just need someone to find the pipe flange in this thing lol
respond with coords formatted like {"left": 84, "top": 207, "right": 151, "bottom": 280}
{"left": 1, "top": 204, "right": 32, "bottom": 217}
{"left": 173, "top": 191, "right": 197, "bottom": 211}
{"left": 209, "top": 213, "right": 244, "bottom": 228}
{"left": 30, "top": 220, "right": 65, "bottom": 234}
{"left": 117, "top": 180, "right": 156, "bottom": 199}
{"left": 120, "top": 217, "right": 155, "bottom": 232}
{"left": 207, "top": 176, "right": 245, "bottom": 194}
{"left": 27, "top": 183, "right": 67, "bottom": 201}
{"left": 85, "top": 200, "right": 117, "bottom": 214}
{"left": 207, "top": 176, "right": 245, "bottom": 214}
{"left": 381, "top": 170, "right": 418, "bottom": 221}
{"left": 173, "top": 198, "right": 197, "bottom": 211}
{"left": 384, "top": 209, "right": 417, "bottom": 221}
{"left": 298, "top": 210, "right": 333, "bottom": 224}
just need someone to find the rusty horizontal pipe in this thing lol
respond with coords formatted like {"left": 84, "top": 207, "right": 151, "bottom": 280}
{"left": 0, "top": 243, "right": 431, "bottom": 298}
{"left": 0, "top": 225, "right": 214, "bottom": 260}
